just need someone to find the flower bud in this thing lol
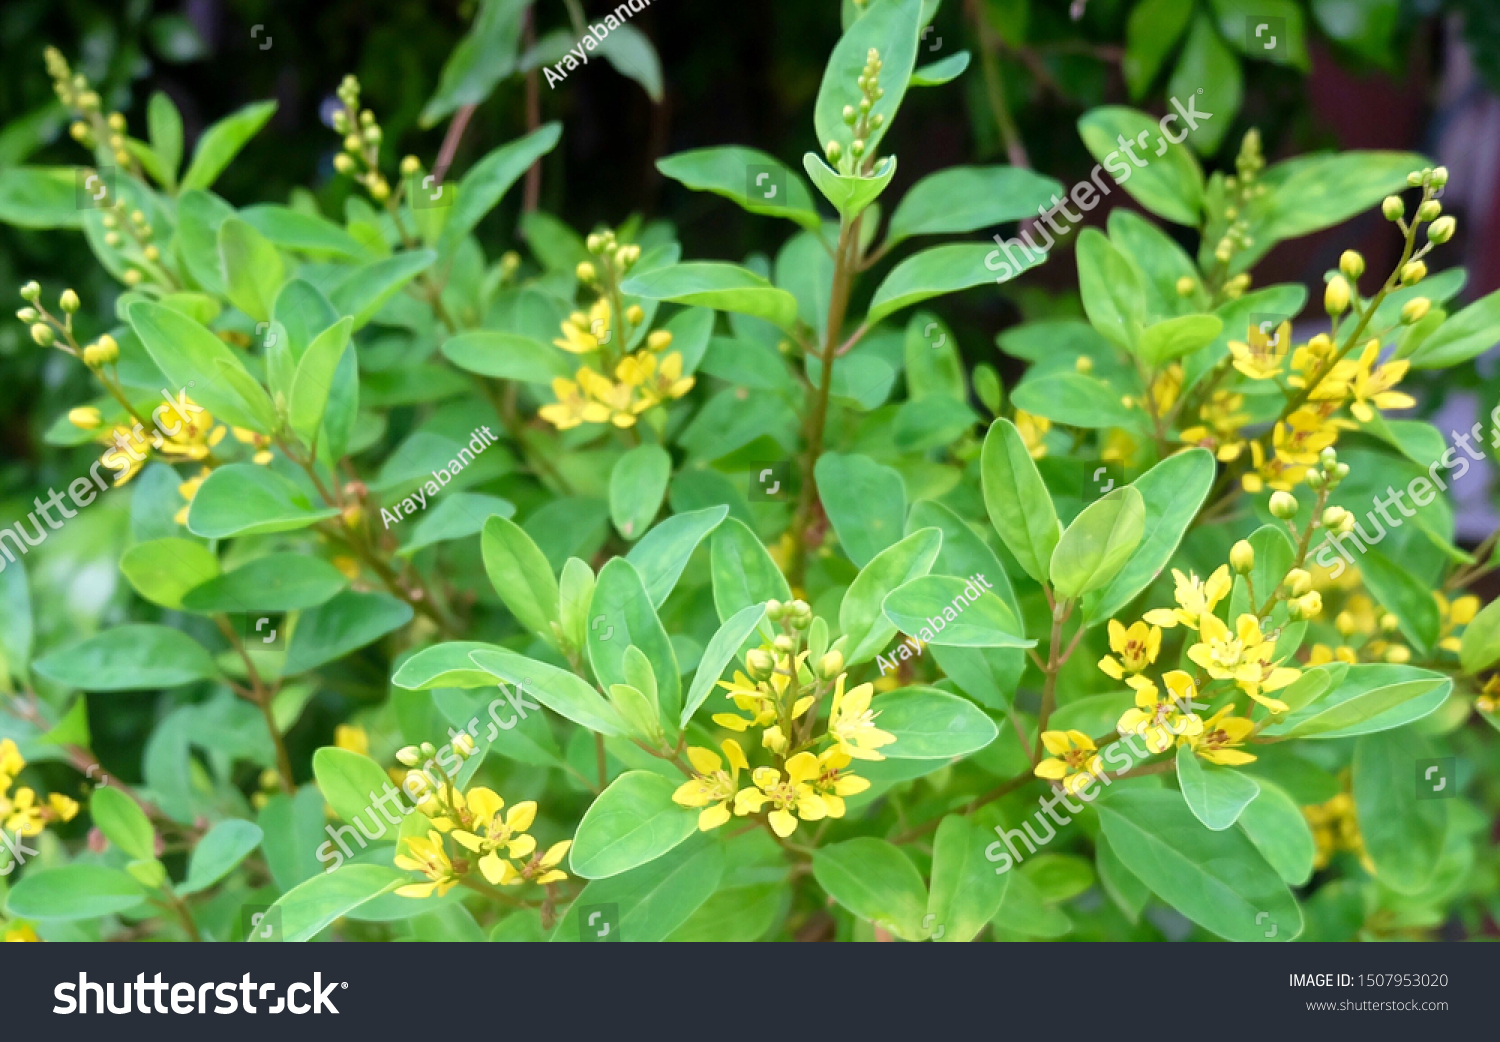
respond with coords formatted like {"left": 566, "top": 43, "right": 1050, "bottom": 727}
{"left": 576, "top": 261, "right": 596, "bottom": 283}
{"left": 333, "top": 153, "right": 355, "bottom": 174}
{"left": 1306, "top": 470, "right": 1325, "bottom": 491}
{"left": 396, "top": 745, "right": 421, "bottom": 766}
{"left": 1382, "top": 195, "right": 1404, "bottom": 221}
{"left": 1430, "top": 166, "right": 1449, "bottom": 188}
{"left": 1284, "top": 568, "right": 1312, "bottom": 597}
{"left": 1416, "top": 199, "right": 1441, "bottom": 221}
{"left": 59, "top": 289, "right": 80, "bottom": 313}
{"left": 1400, "top": 260, "right": 1427, "bottom": 285}
{"left": 772, "top": 633, "right": 796, "bottom": 654}
{"left": 1338, "top": 250, "right": 1364, "bottom": 279}
{"left": 1324, "top": 275, "right": 1351, "bottom": 316}
{"left": 1384, "top": 645, "right": 1411, "bottom": 664}
{"left": 452, "top": 733, "right": 476, "bottom": 758}
{"left": 818, "top": 649, "right": 845, "bottom": 679}
{"left": 400, "top": 155, "right": 421, "bottom": 176}
{"left": 343, "top": 133, "right": 362, "bottom": 152}
{"left": 1335, "top": 462, "right": 1350, "bottom": 480}
{"left": 1400, "top": 297, "right": 1430, "bottom": 324}
{"left": 1292, "top": 591, "right": 1322, "bottom": 620}
{"left": 765, "top": 599, "right": 784, "bottom": 621}
{"left": 1175, "top": 275, "right": 1195, "bottom": 296}
{"left": 15, "top": 307, "right": 36, "bottom": 323}
{"left": 586, "top": 233, "right": 605, "bottom": 254}
{"left": 1379, "top": 613, "right": 1399, "bottom": 632}
{"left": 122, "top": 269, "right": 142, "bottom": 286}
{"left": 1319, "top": 447, "right": 1338, "bottom": 469}
{"left": 1269, "top": 490, "right": 1299, "bottom": 519}
{"left": 745, "top": 647, "right": 775, "bottom": 680}
{"left": 1407, "top": 171, "right": 1424, "bottom": 187}
{"left": 20, "top": 281, "right": 40, "bottom": 303}
{"left": 617, "top": 244, "right": 640, "bottom": 269}
{"left": 68, "top": 406, "right": 102, "bottom": 429}
{"left": 647, "top": 330, "right": 673, "bottom": 351}
{"left": 1428, "top": 216, "right": 1456, "bottom": 244}
{"left": 30, "top": 323, "right": 54, "bottom": 347}
{"left": 825, "top": 140, "right": 843, "bottom": 163}
{"left": 1230, "top": 540, "right": 1255, "bottom": 574}
{"left": 625, "top": 305, "right": 645, "bottom": 325}
{"left": 368, "top": 176, "right": 390, "bottom": 202}
{"left": 1322, "top": 506, "right": 1350, "bottom": 530}
{"left": 1074, "top": 355, "right": 1093, "bottom": 373}
{"left": 363, "top": 125, "right": 382, "bottom": 145}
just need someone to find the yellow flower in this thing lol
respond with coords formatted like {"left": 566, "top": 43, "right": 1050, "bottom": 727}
{"left": 1180, "top": 390, "right": 1248, "bottom": 461}
{"left": 394, "top": 830, "right": 460, "bottom": 898}
{"left": 450, "top": 787, "right": 538, "bottom": 885}
{"left": 1117, "top": 671, "right": 1203, "bottom": 753}
{"left": 1434, "top": 592, "right": 1479, "bottom": 654}
{"left": 1147, "top": 363, "right": 1183, "bottom": 417}
{"left": 1033, "top": 730, "right": 1102, "bottom": 795}
{"left": 712, "top": 670, "right": 780, "bottom": 732}
{"left": 1184, "top": 705, "right": 1257, "bottom": 765}
{"left": 1271, "top": 407, "right": 1340, "bottom": 465}
{"left": 578, "top": 366, "right": 647, "bottom": 428}
{"left": 1241, "top": 438, "right": 1307, "bottom": 494}
{"left": 734, "top": 752, "right": 826, "bottom": 837}
{"left": 231, "top": 426, "right": 274, "bottom": 465}
{"left": 2, "top": 788, "right": 46, "bottom": 836}
{"left": 1229, "top": 320, "right": 1290, "bottom": 380}
{"left": 508, "top": 839, "right": 573, "bottom": 886}
{"left": 174, "top": 467, "right": 211, "bottom": 526}
{"left": 1304, "top": 790, "right": 1372, "bottom": 872}
{"left": 0, "top": 738, "right": 24, "bottom": 786}
{"left": 1014, "top": 410, "right": 1050, "bottom": 458}
{"left": 639, "top": 351, "right": 695, "bottom": 407}
{"left": 615, "top": 350, "right": 655, "bottom": 388}
{"left": 805, "top": 746, "right": 869, "bottom": 819}
{"left": 48, "top": 793, "right": 80, "bottom": 821}
{"left": 554, "top": 301, "right": 611, "bottom": 354}
{"left": 1144, "top": 565, "right": 1231, "bottom": 630}
{"left": 4, "top": 924, "right": 40, "bottom": 942}
{"left": 1476, "top": 675, "right": 1499, "bottom": 715}
{"left": 333, "top": 724, "right": 368, "bottom": 755}
{"left": 672, "top": 740, "right": 749, "bottom": 831}
{"left": 827, "top": 675, "right": 894, "bottom": 761}
{"left": 1098, "top": 619, "right": 1161, "bottom": 679}
{"left": 539, "top": 373, "right": 611, "bottom": 430}
{"left": 1187, "top": 613, "right": 1298, "bottom": 712}
{"left": 1345, "top": 341, "right": 1414, "bottom": 422}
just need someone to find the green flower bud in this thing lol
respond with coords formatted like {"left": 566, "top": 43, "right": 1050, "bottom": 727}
{"left": 772, "top": 633, "right": 796, "bottom": 654}
{"left": 1324, "top": 275, "right": 1351, "bottom": 316}
{"left": 30, "top": 323, "right": 54, "bottom": 347}
{"left": 1406, "top": 171, "right": 1424, "bottom": 187}
{"left": 576, "top": 261, "right": 596, "bottom": 283}
{"left": 1284, "top": 568, "right": 1312, "bottom": 597}
{"left": 59, "top": 289, "right": 80, "bottom": 313}
{"left": 1382, "top": 195, "right": 1404, "bottom": 221}
{"left": 16, "top": 308, "right": 36, "bottom": 323}
{"left": 765, "top": 599, "right": 784, "bottom": 621}
{"left": 1269, "top": 490, "right": 1299, "bottom": 519}
{"left": 1400, "top": 260, "right": 1427, "bottom": 285}
{"left": 333, "top": 153, "right": 355, "bottom": 174}
{"left": 1428, "top": 216, "right": 1456, "bottom": 244}
{"left": 746, "top": 647, "right": 775, "bottom": 680}
{"left": 1416, "top": 199, "right": 1441, "bottom": 221}
{"left": 818, "top": 649, "right": 845, "bottom": 680}
{"left": 400, "top": 155, "right": 421, "bottom": 176}
{"left": 1175, "top": 276, "right": 1195, "bottom": 296}
{"left": 1431, "top": 166, "right": 1449, "bottom": 188}
{"left": 20, "top": 281, "right": 40, "bottom": 302}
{"left": 1230, "top": 540, "right": 1255, "bottom": 574}
{"left": 1401, "top": 297, "right": 1430, "bottom": 324}
{"left": 1338, "top": 250, "right": 1364, "bottom": 279}
{"left": 396, "top": 745, "right": 421, "bottom": 766}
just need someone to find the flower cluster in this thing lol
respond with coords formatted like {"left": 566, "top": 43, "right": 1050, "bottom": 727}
{"left": 1304, "top": 786, "right": 1374, "bottom": 873}
{"left": 0, "top": 738, "right": 80, "bottom": 848}
{"left": 392, "top": 736, "right": 571, "bottom": 897}
{"left": 674, "top": 599, "right": 881, "bottom": 836}
{"left": 540, "top": 230, "right": 694, "bottom": 430}
{"left": 329, "top": 75, "right": 392, "bottom": 202}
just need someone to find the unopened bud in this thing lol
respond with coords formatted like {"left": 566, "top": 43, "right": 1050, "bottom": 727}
{"left": 1430, "top": 166, "right": 1449, "bottom": 188}
{"left": 396, "top": 745, "right": 421, "bottom": 766}
{"left": 1324, "top": 275, "right": 1351, "bottom": 316}
{"left": 576, "top": 261, "right": 596, "bottom": 283}
{"left": 1385, "top": 644, "right": 1412, "bottom": 664}
{"left": 400, "top": 155, "right": 421, "bottom": 176}
{"left": 16, "top": 308, "right": 36, "bottom": 323}
{"left": 1284, "top": 568, "right": 1312, "bottom": 597}
{"left": 20, "top": 281, "right": 40, "bottom": 302}
{"left": 30, "top": 323, "right": 54, "bottom": 347}
{"left": 1338, "top": 251, "right": 1364, "bottom": 279}
{"left": 1382, "top": 195, "right": 1404, "bottom": 221}
{"left": 1230, "top": 540, "right": 1255, "bottom": 574}
{"left": 1175, "top": 275, "right": 1195, "bottom": 296}
{"left": 1400, "top": 260, "right": 1427, "bottom": 285}
{"left": 773, "top": 633, "right": 796, "bottom": 653}
{"left": 1428, "top": 216, "right": 1455, "bottom": 244}
{"left": 765, "top": 599, "right": 784, "bottom": 621}
{"left": 818, "top": 649, "right": 845, "bottom": 679}
{"left": 625, "top": 305, "right": 645, "bottom": 325}
{"left": 452, "top": 733, "right": 476, "bottom": 758}
{"left": 1416, "top": 199, "right": 1441, "bottom": 222}
{"left": 333, "top": 153, "right": 355, "bottom": 174}
{"left": 68, "top": 406, "right": 102, "bottom": 429}
{"left": 1401, "top": 297, "right": 1430, "bottom": 324}
{"left": 59, "top": 289, "right": 80, "bottom": 313}
{"left": 1269, "top": 490, "right": 1299, "bottom": 519}
{"left": 647, "top": 330, "right": 673, "bottom": 351}
{"left": 746, "top": 647, "right": 775, "bottom": 680}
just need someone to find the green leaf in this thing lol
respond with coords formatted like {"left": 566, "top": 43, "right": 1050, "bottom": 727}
{"left": 814, "top": 0, "right": 923, "bottom": 161}
{"left": 0, "top": 166, "right": 82, "bottom": 229}
{"left": 887, "top": 165, "right": 1062, "bottom": 247}
{"left": 682, "top": 603, "right": 767, "bottom": 727}
{"left": 1086, "top": 449, "right": 1215, "bottom": 622}
{"left": 657, "top": 146, "right": 822, "bottom": 231}
{"left": 570, "top": 771, "right": 700, "bottom": 879}
{"left": 399, "top": 493, "right": 515, "bottom": 557}
{"left": 803, "top": 152, "right": 897, "bottom": 221}
{"left": 419, "top": 0, "right": 529, "bottom": 126}
{"left": 867, "top": 243, "right": 1026, "bottom": 326}
{"left": 1009, "top": 372, "right": 1137, "bottom": 430}
{"left": 481, "top": 515, "right": 560, "bottom": 641}
{"left": 1248, "top": 151, "right": 1423, "bottom": 252}
{"left": 285, "top": 591, "right": 414, "bottom": 674}
{"left": 1260, "top": 664, "right": 1451, "bottom": 739}
{"left": 598, "top": 23, "right": 665, "bottom": 101}
{"left": 438, "top": 123, "right": 563, "bottom": 255}
{"left": 329, "top": 251, "right": 437, "bottom": 330}
{"left": 128, "top": 301, "right": 276, "bottom": 432}
{"left": 907, "top": 499, "right": 1019, "bottom": 618}
{"left": 1095, "top": 831, "right": 1150, "bottom": 923}
{"left": 147, "top": 91, "right": 184, "bottom": 183}
{"left": 588, "top": 559, "right": 681, "bottom": 728}
{"left": 217, "top": 217, "right": 285, "bottom": 322}
{"left": 551, "top": 835, "right": 724, "bottom": 942}
{"left": 313, "top": 747, "right": 400, "bottom": 843}
{"left": 903, "top": 310, "right": 966, "bottom": 401}
{"left": 4, "top": 865, "right": 146, "bottom": 922}
{"left": 181, "top": 553, "right": 347, "bottom": 613}
{"left": 1076, "top": 227, "right": 1146, "bottom": 350}
{"left": 1176, "top": 743, "right": 1260, "bottom": 830}
{"left": 470, "top": 646, "right": 627, "bottom": 736}
{"left": 240, "top": 204, "right": 370, "bottom": 261}
{"left": 1210, "top": 0, "right": 1309, "bottom": 68}
{"left": 926, "top": 815, "right": 1008, "bottom": 942}
{"left": 711, "top": 517, "right": 792, "bottom": 624}
{"left": 1123, "top": 0, "right": 1195, "bottom": 97}
{"left": 627, "top": 506, "right": 729, "bottom": 608}
{"left": 1167, "top": 15, "right": 1242, "bottom": 155}
{"left": 287, "top": 316, "right": 354, "bottom": 447}
{"left": 622, "top": 263, "right": 801, "bottom": 333}
{"left": 440, "top": 330, "right": 572, "bottom": 384}
{"left": 882, "top": 575, "right": 1033, "bottom": 648}
{"left": 34, "top": 624, "right": 217, "bottom": 691}
{"left": 179, "top": 820, "right": 263, "bottom": 895}
{"left": 1096, "top": 788, "right": 1301, "bottom": 941}
{"left": 249, "top": 864, "right": 404, "bottom": 942}
{"left": 393, "top": 641, "right": 507, "bottom": 691}
{"left": 1237, "top": 779, "right": 1315, "bottom": 886}
{"left": 812, "top": 837, "right": 928, "bottom": 940}
{"left": 610, "top": 444, "right": 671, "bottom": 541}
{"left": 187, "top": 464, "right": 340, "bottom": 538}
{"left": 1138, "top": 313, "right": 1223, "bottom": 365}
{"left": 1407, "top": 288, "right": 1500, "bottom": 369}
{"left": 993, "top": 863, "right": 1073, "bottom": 937}
{"left": 181, "top": 100, "right": 277, "bottom": 191}
{"left": 91, "top": 786, "right": 156, "bottom": 861}
{"left": 1359, "top": 547, "right": 1441, "bottom": 655}
{"left": 840, "top": 528, "right": 943, "bottom": 664}
{"left": 980, "top": 418, "right": 1059, "bottom": 584}
{"left": 910, "top": 50, "right": 970, "bottom": 85}
{"left": 1353, "top": 728, "right": 1447, "bottom": 894}
{"left": 1050, "top": 487, "right": 1145, "bottom": 601}
{"left": 875, "top": 686, "right": 998, "bottom": 759}
{"left": 816, "top": 452, "right": 906, "bottom": 567}
{"left": 1077, "top": 107, "right": 1203, "bottom": 225}
{"left": 1460, "top": 595, "right": 1500, "bottom": 675}
{"left": 119, "top": 538, "right": 220, "bottom": 611}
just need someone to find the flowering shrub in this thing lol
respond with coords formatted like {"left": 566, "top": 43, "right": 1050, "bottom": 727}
{"left": 0, "top": 0, "right": 1497, "bottom": 944}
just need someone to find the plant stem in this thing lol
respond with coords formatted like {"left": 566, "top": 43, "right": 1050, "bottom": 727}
{"left": 966, "top": 0, "right": 1029, "bottom": 168}
{"left": 217, "top": 616, "right": 296, "bottom": 792}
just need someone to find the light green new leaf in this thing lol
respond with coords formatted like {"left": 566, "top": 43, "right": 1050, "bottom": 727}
{"left": 1237, "top": 779, "right": 1315, "bottom": 886}
{"left": 911, "top": 50, "right": 971, "bottom": 85}
{"left": 92, "top": 787, "right": 156, "bottom": 861}
{"left": 683, "top": 603, "right": 767, "bottom": 727}
{"left": 657, "top": 146, "right": 822, "bottom": 231}
{"left": 5, "top": 865, "right": 147, "bottom": 922}
{"left": 470, "top": 646, "right": 627, "bottom": 736}
{"left": 217, "top": 217, "right": 285, "bottom": 322}
{"left": 1176, "top": 743, "right": 1260, "bottom": 830}
{"left": 1353, "top": 728, "right": 1447, "bottom": 894}
{"left": 288, "top": 316, "right": 354, "bottom": 446}
{"left": 886, "top": 165, "right": 1061, "bottom": 247}
{"left": 1050, "top": 487, "right": 1145, "bottom": 601}
{"left": 119, "top": 538, "right": 220, "bottom": 611}
{"left": 313, "top": 747, "right": 401, "bottom": 843}
{"left": 711, "top": 517, "right": 791, "bottom": 625}
{"left": 622, "top": 263, "right": 801, "bottom": 333}
{"left": 481, "top": 515, "right": 560, "bottom": 642}
{"left": 926, "top": 815, "right": 1008, "bottom": 942}
{"left": 1138, "top": 313, "right": 1223, "bottom": 365}
{"left": 814, "top": 0, "right": 923, "bottom": 161}
{"left": 803, "top": 152, "right": 897, "bottom": 221}
{"left": 875, "top": 686, "right": 998, "bottom": 759}
{"left": 980, "top": 418, "right": 1059, "bottom": 584}
{"left": 610, "top": 444, "right": 671, "bottom": 541}
{"left": 588, "top": 558, "right": 681, "bottom": 728}
{"left": 187, "top": 464, "right": 340, "bottom": 538}
{"left": 628, "top": 506, "right": 729, "bottom": 608}
{"left": 1077, "top": 106, "right": 1203, "bottom": 225}
{"left": 34, "top": 624, "right": 217, "bottom": 691}
{"left": 1260, "top": 664, "right": 1451, "bottom": 739}
{"left": 867, "top": 243, "right": 1026, "bottom": 326}
{"left": 840, "top": 528, "right": 943, "bottom": 665}
{"left": 1097, "top": 788, "right": 1300, "bottom": 941}
{"left": 812, "top": 837, "right": 927, "bottom": 939}
{"left": 882, "top": 575, "right": 1033, "bottom": 648}
{"left": 179, "top": 820, "right": 263, "bottom": 895}
{"left": 181, "top": 100, "right": 277, "bottom": 191}
{"left": 249, "top": 864, "right": 404, "bottom": 942}
{"left": 1460, "top": 595, "right": 1500, "bottom": 675}
{"left": 392, "top": 642, "right": 507, "bottom": 690}
{"left": 570, "top": 771, "right": 700, "bottom": 879}
{"left": 1076, "top": 227, "right": 1145, "bottom": 350}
